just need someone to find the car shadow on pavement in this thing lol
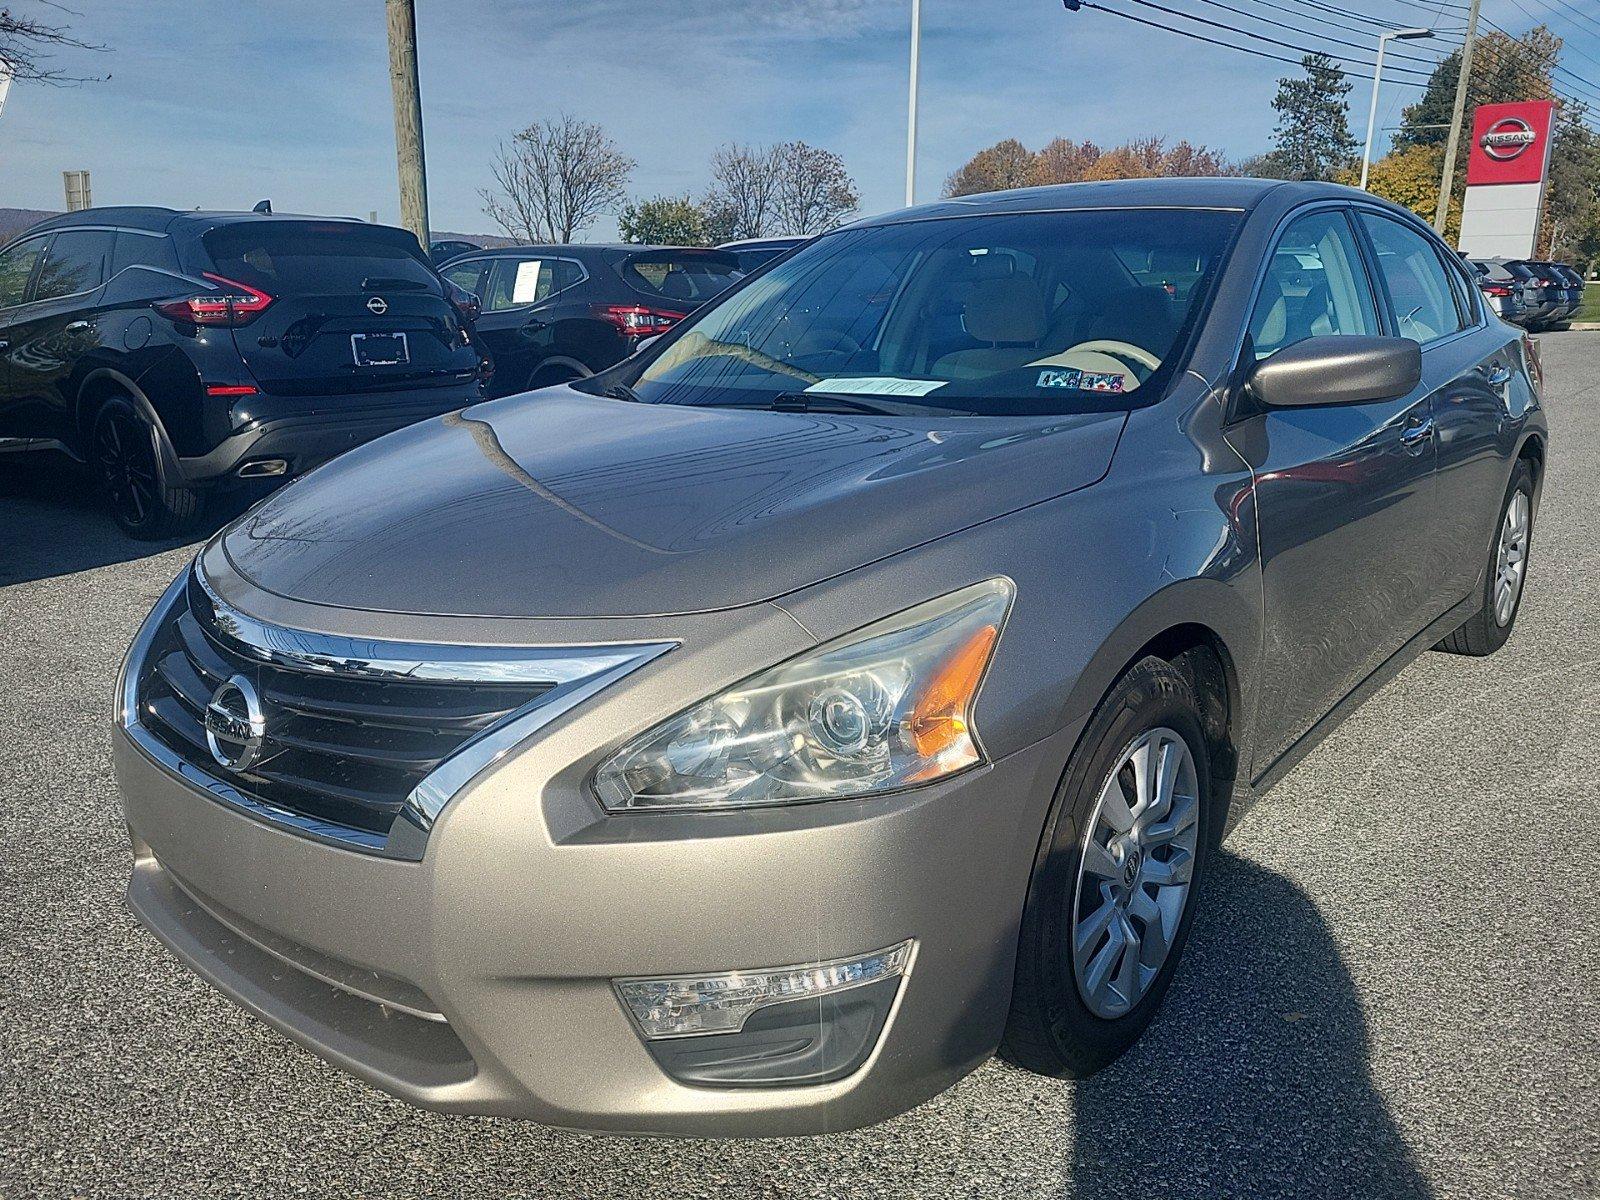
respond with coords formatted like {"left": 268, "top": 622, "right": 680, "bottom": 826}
{"left": 1064, "top": 848, "right": 1432, "bottom": 1199}
{"left": 0, "top": 454, "right": 221, "bottom": 586}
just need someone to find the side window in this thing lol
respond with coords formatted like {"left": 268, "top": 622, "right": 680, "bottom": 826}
{"left": 1356, "top": 213, "right": 1466, "bottom": 345}
{"left": 442, "top": 260, "right": 487, "bottom": 300}
{"left": 484, "top": 257, "right": 551, "bottom": 311}
{"left": 0, "top": 237, "right": 46, "bottom": 308}
{"left": 33, "top": 229, "right": 115, "bottom": 302}
{"left": 552, "top": 259, "right": 586, "bottom": 292}
{"left": 111, "top": 231, "right": 180, "bottom": 276}
{"left": 1247, "top": 210, "right": 1378, "bottom": 360}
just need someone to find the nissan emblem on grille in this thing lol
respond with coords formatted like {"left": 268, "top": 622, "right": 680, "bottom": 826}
{"left": 204, "top": 673, "right": 266, "bottom": 771}
{"left": 366, "top": 295, "right": 388, "bottom": 315}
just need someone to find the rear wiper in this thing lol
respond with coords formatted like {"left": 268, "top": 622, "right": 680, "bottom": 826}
{"left": 361, "top": 276, "right": 429, "bottom": 292}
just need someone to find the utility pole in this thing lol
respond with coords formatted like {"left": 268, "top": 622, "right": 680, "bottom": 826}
{"left": 386, "top": 0, "right": 430, "bottom": 248}
{"left": 1434, "top": 0, "right": 1482, "bottom": 235}
{"left": 905, "top": 0, "right": 921, "bottom": 207}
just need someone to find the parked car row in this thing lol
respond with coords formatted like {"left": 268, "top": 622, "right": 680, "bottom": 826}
{"left": 1465, "top": 255, "right": 1586, "bottom": 331}
{"left": 0, "top": 207, "right": 764, "bottom": 534}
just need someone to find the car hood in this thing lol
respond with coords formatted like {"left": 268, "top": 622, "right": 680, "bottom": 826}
{"left": 223, "top": 390, "right": 1126, "bottom": 618}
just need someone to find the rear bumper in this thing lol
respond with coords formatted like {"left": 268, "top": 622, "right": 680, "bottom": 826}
{"left": 180, "top": 386, "right": 479, "bottom": 485}
{"left": 115, "top": 691, "right": 1064, "bottom": 1137}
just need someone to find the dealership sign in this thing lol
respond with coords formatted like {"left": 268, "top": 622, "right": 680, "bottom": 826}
{"left": 1458, "top": 100, "right": 1558, "bottom": 259}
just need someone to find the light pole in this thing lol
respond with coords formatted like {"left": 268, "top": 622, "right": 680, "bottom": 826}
{"left": 1360, "top": 27, "right": 1434, "bottom": 192}
{"left": 905, "top": 0, "right": 921, "bottom": 207}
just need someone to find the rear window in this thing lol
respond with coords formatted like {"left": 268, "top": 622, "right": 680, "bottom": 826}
{"left": 202, "top": 222, "right": 440, "bottom": 296}
{"left": 622, "top": 252, "right": 742, "bottom": 304}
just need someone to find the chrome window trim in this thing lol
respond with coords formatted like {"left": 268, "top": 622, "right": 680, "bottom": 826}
{"left": 119, "top": 564, "right": 675, "bottom": 860}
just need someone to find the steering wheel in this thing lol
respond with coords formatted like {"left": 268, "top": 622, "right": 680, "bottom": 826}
{"left": 1060, "top": 339, "right": 1163, "bottom": 372}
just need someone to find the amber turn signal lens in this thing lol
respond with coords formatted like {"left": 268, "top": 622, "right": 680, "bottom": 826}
{"left": 909, "top": 623, "right": 999, "bottom": 758}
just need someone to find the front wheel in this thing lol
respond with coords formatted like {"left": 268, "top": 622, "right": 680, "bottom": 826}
{"left": 92, "top": 396, "right": 201, "bottom": 540}
{"left": 1434, "top": 458, "right": 1535, "bottom": 656}
{"left": 1001, "top": 657, "right": 1216, "bottom": 1077}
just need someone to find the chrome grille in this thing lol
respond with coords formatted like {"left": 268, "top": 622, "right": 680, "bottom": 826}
{"left": 136, "top": 584, "right": 554, "bottom": 839}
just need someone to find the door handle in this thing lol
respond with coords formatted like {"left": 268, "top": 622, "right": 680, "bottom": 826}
{"left": 1400, "top": 416, "right": 1434, "bottom": 454}
{"left": 65, "top": 320, "right": 92, "bottom": 333}
{"left": 0, "top": 340, "right": 9, "bottom": 353}
{"left": 519, "top": 319, "right": 547, "bottom": 338}
{"left": 1479, "top": 362, "right": 1512, "bottom": 388}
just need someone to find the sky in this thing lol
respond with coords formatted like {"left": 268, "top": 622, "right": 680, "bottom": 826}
{"left": 0, "top": 0, "right": 1589, "bottom": 240}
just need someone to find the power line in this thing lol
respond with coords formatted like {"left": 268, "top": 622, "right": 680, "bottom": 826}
{"left": 1487, "top": 0, "right": 1600, "bottom": 74}
{"left": 1185, "top": 0, "right": 1453, "bottom": 68}
{"left": 1076, "top": 1, "right": 1431, "bottom": 84}
{"left": 1115, "top": 0, "right": 1438, "bottom": 78}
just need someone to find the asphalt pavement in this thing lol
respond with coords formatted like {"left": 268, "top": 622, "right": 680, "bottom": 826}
{"left": 1, "top": 334, "right": 1596, "bottom": 1199}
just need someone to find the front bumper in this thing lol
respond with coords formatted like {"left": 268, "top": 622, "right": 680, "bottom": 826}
{"left": 114, "top": 574, "right": 1066, "bottom": 1136}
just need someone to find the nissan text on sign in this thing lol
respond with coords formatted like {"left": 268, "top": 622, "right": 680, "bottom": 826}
{"left": 1457, "top": 99, "right": 1558, "bottom": 260}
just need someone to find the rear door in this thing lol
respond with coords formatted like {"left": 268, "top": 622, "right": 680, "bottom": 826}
{"left": 197, "top": 220, "right": 477, "bottom": 397}
{"left": 1355, "top": 208, "right": 1520, "bottom": 609}
{"left": 0, "top": 228, "right": 114, "bottom": 442}
{"left": 1235, "top": 206, "right": 1442, "bottom": 778}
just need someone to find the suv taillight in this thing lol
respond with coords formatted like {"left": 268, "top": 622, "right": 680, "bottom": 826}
{"left": 1484, "top": 283, "right": 1513, "bottom": 297}
{"left": 592, "top": 303, "right": 685, "bottom": 338}
{"left": 153, "top": 272, "right": 274, "bottom": 327}
{"left": 446, "top": 280, "right": 481, "bottom": 322}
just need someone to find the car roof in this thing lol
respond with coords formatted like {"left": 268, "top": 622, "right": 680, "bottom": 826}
{"left": 846, "top": 177, "right": 1368, "bottom": 229}
{"left": 717, "top": 236, "right": 808, "bottom": 250}
{"left": 457, "top": 243, "right": 733, "bottom": 257}
{"left": 21, "top": 206, "right": 374, "bottom": 238}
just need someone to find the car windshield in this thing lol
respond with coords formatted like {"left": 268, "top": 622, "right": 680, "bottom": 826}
{"left": 623, "top": 208, "right": 1242, "bottom": 416}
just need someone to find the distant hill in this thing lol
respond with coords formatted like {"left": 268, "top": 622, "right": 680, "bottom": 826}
{"left": 0, "top": 206, "right": 518, "bottom": 249}
{"left": 0, "top": 207, "right": 60, "bottom": 242}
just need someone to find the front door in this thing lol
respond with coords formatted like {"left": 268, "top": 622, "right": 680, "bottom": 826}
{"left": 1228, "top": 207, "right": 1442, "bottom": 780}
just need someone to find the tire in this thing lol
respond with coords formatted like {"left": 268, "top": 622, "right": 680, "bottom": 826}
{"left": 1001, "top": 656, "right": 1217, "bottom": 1078}
{"left": 91, "top": 395, "right": 202, "bottom": 540}
{"left": 1434, "top": 458, "right": 1536, "bottom": 656}
{"left": 528, "top": 362, "right": 586, "bottom": 390}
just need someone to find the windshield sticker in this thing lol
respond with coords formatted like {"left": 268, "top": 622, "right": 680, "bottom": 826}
{"left": 806, "top": 377, "right": 946, "bottom": 397}
{"left": 1036, "top": 368, "right": 1126, "bottom": 393}
{"left": 1036, "top": 368, "right": 1082, "bottom": 390}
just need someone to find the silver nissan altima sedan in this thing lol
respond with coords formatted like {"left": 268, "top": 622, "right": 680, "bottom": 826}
{"left": 114, "top": 178, "right": 1545, "bottom": 1136}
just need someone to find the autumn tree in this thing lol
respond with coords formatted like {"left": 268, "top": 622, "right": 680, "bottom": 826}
{"left": 704, "top": 143, "right": 782, "bottom": 240}
{"left": 770, "top": 141, "right": 859, "bottom": 234}
{"left": 481, "top": 115, "right": 634, "bottom": 243}
{"left": 617, "top": 195, "right": 713, "bottom": 245}
{"left": 944, "top": 139, "right": 1035, "bottom": 196}
{"left": 1338, "top": 144, "right": 1462, "bottom": 238}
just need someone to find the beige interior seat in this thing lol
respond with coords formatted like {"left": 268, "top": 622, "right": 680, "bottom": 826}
{"left": 933, "top": 275, "right": 1048, "bottom": 379}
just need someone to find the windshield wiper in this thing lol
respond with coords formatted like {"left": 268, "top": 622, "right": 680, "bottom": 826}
{"left": 767, "top": 391, "right": 910, "bottom": 415}
{"left": 602, "top": 382, "right": 643, "bottom": 403}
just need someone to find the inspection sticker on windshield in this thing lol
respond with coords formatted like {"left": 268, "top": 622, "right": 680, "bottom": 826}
{"left": 806, "top": 377, "right": 946, "bottom": 397}
{"left": 1036, "top": 368, "right": 1124, "bottom": 393}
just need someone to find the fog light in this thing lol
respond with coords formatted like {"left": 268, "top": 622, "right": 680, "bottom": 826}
{"left": 615, "top": 942, "right": 913, "bottom": 1040}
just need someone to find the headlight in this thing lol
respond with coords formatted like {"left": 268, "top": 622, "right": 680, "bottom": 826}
{"left": 593, "top": 579, "right": 1013, "bottom": 812}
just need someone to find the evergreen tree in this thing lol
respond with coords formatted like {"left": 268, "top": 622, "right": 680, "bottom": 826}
{"left": 1266, "top": 54, "right": 1357, "bottom": 182}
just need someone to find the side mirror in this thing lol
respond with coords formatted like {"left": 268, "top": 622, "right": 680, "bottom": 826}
{"left": 1246, "top": 335, "right": 1421, "bottom": 408}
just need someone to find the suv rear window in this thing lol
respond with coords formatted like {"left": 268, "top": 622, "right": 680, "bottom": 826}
{"left": 202, "top": 222, "right": 440, "bottom": 295}
{"left": 621, "top": 251, "right": 741, "bottom": 303}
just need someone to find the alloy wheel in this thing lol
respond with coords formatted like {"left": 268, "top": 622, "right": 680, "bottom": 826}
{"left": 1494, "top": 490, "right": 1530, "bottom": 627}
{"left": 95, "top": 405, "right": 159, "bottom": 528}
{"left": 1071, "top": 726, "right": 1200, "bottom": 1019}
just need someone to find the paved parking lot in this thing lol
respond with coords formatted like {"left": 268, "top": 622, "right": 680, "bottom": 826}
{"left": 1, "top": 334, "right": 1596, "bottom": 1199}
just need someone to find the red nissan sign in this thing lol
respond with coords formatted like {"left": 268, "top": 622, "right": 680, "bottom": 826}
{"left": 1466, "top": 100, "right": 1557, "bottom": 187}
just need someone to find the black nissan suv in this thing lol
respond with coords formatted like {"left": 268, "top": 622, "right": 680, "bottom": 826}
{"left": 439, "top": 244, "right": 741, "bottom": 398}
{"left": 0, "top": 207, "right": 486, "bottom": 537}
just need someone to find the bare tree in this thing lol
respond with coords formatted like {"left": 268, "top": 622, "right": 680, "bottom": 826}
{"left": 480, "top": 115, "right": 634, "bottom": 244}
{"left": 771, "top": 141, "right": 859, "bottom": 235}
{"left": 1, "top": 6, "right": 104, "bottom": 84}
{"left": 703, "top": 143, "right": 782, "bottom": 240}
